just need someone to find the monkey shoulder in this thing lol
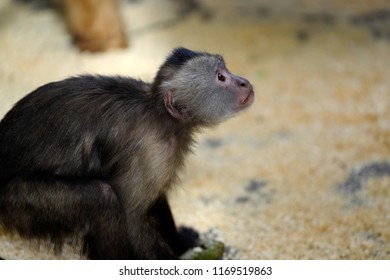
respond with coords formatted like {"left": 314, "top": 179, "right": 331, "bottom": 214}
{"left": 73, "top": 75, "right": 151, "bottom": 97}
{"left": 5, "top": 75, "right": 154, "bottom": 127}
{"left": 17, "top": 75, "right": 151, "bottom": 106}
{"left": 61, "top": 75, "right": 152, "bottom": 105}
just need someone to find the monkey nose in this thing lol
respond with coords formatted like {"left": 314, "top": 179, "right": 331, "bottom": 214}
{"left": 235, "top": 76, "right": 251, "bottom": 89}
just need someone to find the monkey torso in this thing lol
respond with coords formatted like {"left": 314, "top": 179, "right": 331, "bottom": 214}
{"left": 0, "top": 75, "right": 194, "bottom": 211}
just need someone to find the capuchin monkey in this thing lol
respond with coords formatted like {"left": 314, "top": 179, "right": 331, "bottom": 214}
{"left": 0, "top": 47, "right": 254, "bottom": 259}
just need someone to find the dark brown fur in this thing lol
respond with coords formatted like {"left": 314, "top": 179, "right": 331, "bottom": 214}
{"left": 0, "top": 48, "right": 254, "bottom": 259}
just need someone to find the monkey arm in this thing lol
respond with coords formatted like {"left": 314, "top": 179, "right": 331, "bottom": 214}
{"left": 108, "top": 166, "right": 179, "bottom": 259}
{"left": 126, "top": 211, "right": 178, "bottom": 259}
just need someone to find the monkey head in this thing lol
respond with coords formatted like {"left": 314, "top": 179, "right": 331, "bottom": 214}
{"left": 153, "top": 47, "right": 255, "bottom": 125}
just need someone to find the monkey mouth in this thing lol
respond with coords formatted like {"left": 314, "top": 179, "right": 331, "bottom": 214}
{"left": 240, "top": 90, "right": 254, "bottom": 107}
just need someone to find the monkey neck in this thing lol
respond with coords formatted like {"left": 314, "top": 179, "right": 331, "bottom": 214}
{"left": 153, "top": 92, "right": 208, "bottom": 129}
{"left": 157, "top": 111, "right": 197, "bottom": 148}
{"left": 149, "top": 97, "right": 199, "bottom": 155}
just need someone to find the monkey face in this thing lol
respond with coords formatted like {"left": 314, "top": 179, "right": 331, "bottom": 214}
{"left": 163, "top": 54, "right": 255, "bottom": 125}
{"left": 213, "top": 59, "right": 255, "bottom": 112}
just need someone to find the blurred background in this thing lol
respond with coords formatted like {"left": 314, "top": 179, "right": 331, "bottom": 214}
{"left": 0, "top": 0, "right": 389, "bottom": 259}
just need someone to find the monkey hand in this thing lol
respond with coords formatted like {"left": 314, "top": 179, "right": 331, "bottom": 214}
{"left": 181, "top": 239, "right": 225, "bottom": 260}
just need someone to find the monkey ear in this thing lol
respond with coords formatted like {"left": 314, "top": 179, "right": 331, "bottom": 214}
{"left": 164, "top": 90, "right": 184, "bottom": 120}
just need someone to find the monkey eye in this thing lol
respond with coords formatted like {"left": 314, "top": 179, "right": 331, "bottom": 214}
{"left": 217, "top": 73, "right": 226, "bottom": 82}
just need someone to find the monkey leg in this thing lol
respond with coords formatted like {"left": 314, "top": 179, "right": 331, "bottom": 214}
{"left": 0, "top": 176, "right": 130, "bottom": 259}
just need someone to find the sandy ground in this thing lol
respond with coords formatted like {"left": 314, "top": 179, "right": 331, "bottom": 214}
{"left": 0, "top": 0, "right": 389, "bottom": 259}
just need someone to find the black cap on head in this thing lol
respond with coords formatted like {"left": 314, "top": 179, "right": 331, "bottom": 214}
{"left": 165, "top": 47, "right": 202, "bottom": 68}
